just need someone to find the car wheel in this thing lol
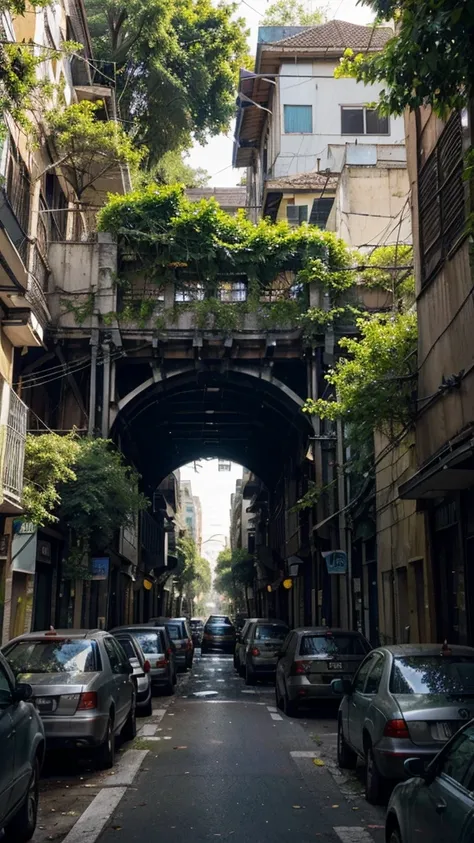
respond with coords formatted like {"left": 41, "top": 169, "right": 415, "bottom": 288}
{"left": 337, "top": 718, "right": 357, "bottom": 769}
{"left": 245, "top": 666, "right": 256, "bottom": 686}
{"left": 283, "top": 689, "right": 298, "bottom": 718}
{"left": 96, "top": 716, "right": 115, "bottom": 769}
{"left": 388, "top": 825, "right": 402, "bottom": 843}
{"left": 365, "top": 744, "right": 384, "bottom": 804}
{"left": 141, "top": 696, "right": 153, "bottom": 717}
{"left": 122, "top": 697, "right": 137, "bottom": 741}
{"left": 4, "top": 757, "right": 39, "bottom": 843}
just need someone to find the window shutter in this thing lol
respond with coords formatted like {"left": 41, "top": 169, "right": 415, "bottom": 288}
{"left": 298, "top": 205, "right": 308, "bottom": 223}
{"left": 286, "top": 205, "right": 300, "bottom": 224}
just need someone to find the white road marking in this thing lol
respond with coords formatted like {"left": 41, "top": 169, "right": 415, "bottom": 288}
{"left": 241, "top": 689, "right": 256, "bottom": 695}
{"left": 334, "top": 828, "right": 374, "bottom": 843}
{"left": 103, "top": 750, "right": 149, "bottom": 787}
{"left": 193, "top": 690, "right": 218, "bottom": 696}
{"left": 138, "top": 723, "right": 158, "bottom": 737}
{"left": 151, "top": 709, "right": 167, "bottom": 720}
{"left": 270, "top": 713, "right": 283, "bottom": 721}
{"left": 266, "top": 706, "right": 277, "bottom": 713}
{"left": 290, "top": 751, "right": 320, "bottom": 758}
{"left": 61, "top": 787, "right": 127, "bottom": 843}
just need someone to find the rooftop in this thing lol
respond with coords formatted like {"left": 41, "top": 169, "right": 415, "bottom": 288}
{"left": 271, "top": 20, "right": 393, "bottom": 50}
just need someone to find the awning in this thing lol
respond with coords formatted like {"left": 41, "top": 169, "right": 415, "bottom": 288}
{"left": 399, "top": 433, "right": 474, "bottom": 500}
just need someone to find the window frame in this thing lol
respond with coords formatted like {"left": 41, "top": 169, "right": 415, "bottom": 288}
{"left": 340, "top": 105, "right": 390, "bottom": 137}
{"left": 438, "top": 725, "right": 474, "bottom": 791}
{"left": 364, "top": 653, "right": 385, "bottom": 695}
{"left": 283, "top": 104, "right": 313, "bottom": 135}
{"left": 353, "top": 653, "right": 377, "bottom": 694}
{"left": 0, "top": 660, "right": 13, "bottom": 711}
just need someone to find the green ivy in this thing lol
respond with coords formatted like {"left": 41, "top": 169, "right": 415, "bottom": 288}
{"left": 61, "top": 292, "right": 95, "bottom": 325}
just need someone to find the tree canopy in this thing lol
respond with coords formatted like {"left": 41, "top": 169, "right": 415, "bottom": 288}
{"left": 261, "top": 0, "right": 325, "bottom": 26}
{"left": 84, "top": 0, "right": 249, "bottom": 165}
{"left": 214, "top": 547, "right": 255, "bottom": 613}
{"left": 335, "top": 0, "right": 474, "bottom": 115}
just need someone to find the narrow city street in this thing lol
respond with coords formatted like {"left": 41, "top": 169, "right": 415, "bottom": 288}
{"left": 34, "top": 653, "right": 386, "bottom": 843}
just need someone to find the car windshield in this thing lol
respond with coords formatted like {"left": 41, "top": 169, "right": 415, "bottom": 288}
{"left": 390, "top": 656, "right": 474, "bottom": 695}
{"left": 299, "top": 634, "right": 369, "bottom": 656}
{"left": 5, "top": 638, "right": 98, "bottom": 674}
{"left": 166, "top": 625, "right": 181, "bottom": 641}
{"left": 133, "top": 632, "right": 162, "bottom": 655}
{"left": 207, "top": 624, "right": 234, "bottom": 635}
{"left": 254, "top": 624, "right": 288, "bottom": 641}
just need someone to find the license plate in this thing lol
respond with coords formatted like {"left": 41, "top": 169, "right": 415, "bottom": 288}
{"left": 35, "top": 697, "right": 56, "bottom": 712}
{"left": 328, "top": 662, "right": 343, "bottom": 671}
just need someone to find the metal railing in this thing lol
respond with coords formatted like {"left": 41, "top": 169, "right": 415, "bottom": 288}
{"left": 2, "top": 387, "right": 28, "bottom": 504}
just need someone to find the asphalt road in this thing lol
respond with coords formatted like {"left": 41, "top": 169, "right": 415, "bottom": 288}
{"left": 93, "top": 651, "right": 386, "bottom": 843}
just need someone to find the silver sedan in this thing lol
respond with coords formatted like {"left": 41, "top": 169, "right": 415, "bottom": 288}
{"left": 2, "top": 629, "right": 136, "bottom": 769}
{"left": 334, "top": 643, "right": 474, "bottom": 803}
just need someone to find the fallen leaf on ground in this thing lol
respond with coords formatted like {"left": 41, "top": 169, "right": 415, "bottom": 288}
{"left": 331, "top": 805, "right": 339, "bottom": 808}
{"left": 292, "top": 805, "right": 303, "bottom": 809}
{"left": 173, "top": 746, "right": 188, "bottom": 750}
{"left": 313, "top": 759, "right": 325, "bottom": 767}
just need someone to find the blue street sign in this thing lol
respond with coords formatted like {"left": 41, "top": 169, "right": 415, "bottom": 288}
{"left": 322, "top": 550, "right": 348, "bottom": 575}
{"left": 91, "top": 557, "right": 110, "bottom": 580}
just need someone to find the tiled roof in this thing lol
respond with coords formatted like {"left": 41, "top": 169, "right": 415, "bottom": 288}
{"left": 266, "top": 172, "right": 339, "bottom": 191}
{"left": 186, "top": 188, "right": 246, "bottom": 207}
{"left": 272, "top": 20, "right": 393, "bottom": 50}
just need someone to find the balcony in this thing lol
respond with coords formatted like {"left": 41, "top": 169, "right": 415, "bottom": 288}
{"left": 0, "top": 382, "right": 28, "bottom": 514}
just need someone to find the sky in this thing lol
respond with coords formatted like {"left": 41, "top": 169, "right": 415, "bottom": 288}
{"left": 187, "top": 0, "right": 374, "bottom": 186}
{"left": 179, "top": 460, "right": 243, "bottom": 567}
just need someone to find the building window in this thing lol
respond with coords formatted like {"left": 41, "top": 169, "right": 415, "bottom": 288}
{"left": 286, "top": 205, "right": 308, "bottom": 225}
{"left": 418, "top": 112, "right": 465, "bottom": 285}
{"left": 341, "top": 106, "right": 389, "bottom": 135}
{"left": 175, "top": 281, "right": 205, "bottom": 302}
{"left": 218, "top": 279, "right": 247, "bottom": 302}
{"left": 260, "top": 271, "right": 303, "bottom": 302}
{"left": 218, "top": 459, "right": 232, "bottom": 471}
{"left": 309, "top": 198, "right": 335, "bottom": 228}
{"left": 284, "top": 105, "right": 312, "bottom": 134}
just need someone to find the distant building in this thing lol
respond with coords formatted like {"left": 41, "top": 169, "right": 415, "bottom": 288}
{"left": 185, "top": 188, "right": 246, "bottom": 216}
{"left": 179, "top": 480, "right": 201, "bottom": 547}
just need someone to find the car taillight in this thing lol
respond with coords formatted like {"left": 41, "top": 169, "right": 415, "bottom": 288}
{"left": 291, "top": 661, "right": 309, "bottom": 676}
{"left": 167, "top": 647, "right": 173, "bottom": 656}
{"left": 143, "top": 660, "right": 151, "bottom": 674}
{"left": 77, "top": 692, "right": 97, "bottom": 711}
{"left": 187, "top": 639, "right": 193, "bottom": 651}
{"left": 156, "top": 658, "right": 168, "bottom": 668}
{"left": 251, "top": 647, "right": 260, "bottom": 657}
{"left": 384, "top": 719, "right": 409, "bottom": 739}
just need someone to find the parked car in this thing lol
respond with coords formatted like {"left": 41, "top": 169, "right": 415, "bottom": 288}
{"left": 111, "top": 631, "right": 152, "bottom": 716}
{"left": 2, "top": 628, "right": 136, "bottom": 769}
{"left": 149, "top": 617, "right": 193, "bottom": 671}
{"left": 0, "top": 651, "right": 45, "bottom": 842}
{"left": 111, "top": 626, "right": 176, "bottom": 695}
{"left": 276, "top": 627, "right": 371, "bottom": 718}
{"left": 333, "top": 643, "right": 474, "bottom": 804}
{"left": 242, "top": 619, "right": 289, "bottom": 685}
{"left": 190, "top": 619, "right": 204, "bottom": 648}
{"left": 234, "top": 618, "right": 259, "bottom": 674}
{"left": 386, "top": 719, "right": 474, "bottom": 843}
{"left": 201, "top": 617, "right": 236, "bottom": 654}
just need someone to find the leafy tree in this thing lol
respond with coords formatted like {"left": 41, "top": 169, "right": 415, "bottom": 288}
{"left": 303, "top": 311, "right": 418, "bottom": 451}
{"left": 335, "top": 0, "right": 474, "bottom": 116}
{"left": 84, "top": 0, "right": 249, "bottom": 165}
{"left": 137, "top": 150, "right": 210, "bottom": 189}
{"left": 175, "top": 534, "right": 211, "bottom": 611}
{"left": 45, "top": 100, "right": 142, "bottom": 200}
{"left": 262, "top": 0, "right": 325, "bottom": 26}
{"left": 214, "top": 547, "right": 254, "bottom": 614}
{"left": 58, "top": 438, "right": 148, "bottom": 559}
{"left": 22, "top": 433, "right": 81, "bottom": 526}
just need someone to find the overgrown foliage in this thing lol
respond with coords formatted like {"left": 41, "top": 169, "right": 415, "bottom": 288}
{"left": 303, "top": 311, "right": 418, "bottom": 450}
{"left": 22, "top": 433, "right": 81, "bottom": 526}
{"left": 335, "top": 0, "right": 474, "bottom": 115}
{"left": 22, "top": 434, "right": 148, "bottom": 564}
{"left": 59, "top": 439, "right": 148, "bottom": 559}
{"left": 261, "top": 0, "right": 325, "bottom": 26}
{"left": 84, "top": 0, "right": 249, "bottom": 165}
{"left": 137, "top": 150, "right": 210, "bottom": 189}
{"left": 45, "top": 101, "right": 142, "bottom": 200}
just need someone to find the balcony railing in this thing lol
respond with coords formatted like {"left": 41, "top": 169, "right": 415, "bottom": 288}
{"left": 0, "top": 384, "right": 28, "bottom": 509}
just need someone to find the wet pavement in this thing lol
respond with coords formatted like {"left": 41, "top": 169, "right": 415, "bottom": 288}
{"left": 81, "top": 651, "right": 386, "bottom": 843}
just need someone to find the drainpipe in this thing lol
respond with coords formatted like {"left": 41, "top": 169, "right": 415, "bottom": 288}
{"left": 101, "top": 341, "right": 111, "bottom": 438}
{"left": 88, "top": 331, "right": 99, "bottom": 436}
{"left": 336, "top": 414, "right": 352, "bottom": 629}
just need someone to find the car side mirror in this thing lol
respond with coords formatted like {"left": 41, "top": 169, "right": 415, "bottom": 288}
{"left": 13, "top": 683, "right": 33, "bottom": 703}
{"left": 332, "top": 678, "right": 352, "bottom": 695}
{"left": 404, "top": 757, "right": 431, "bottom": 781}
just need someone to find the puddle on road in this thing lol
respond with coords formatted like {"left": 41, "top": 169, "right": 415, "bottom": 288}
{"left": 193, "top": 690, "right": 219, "bottom": 697}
